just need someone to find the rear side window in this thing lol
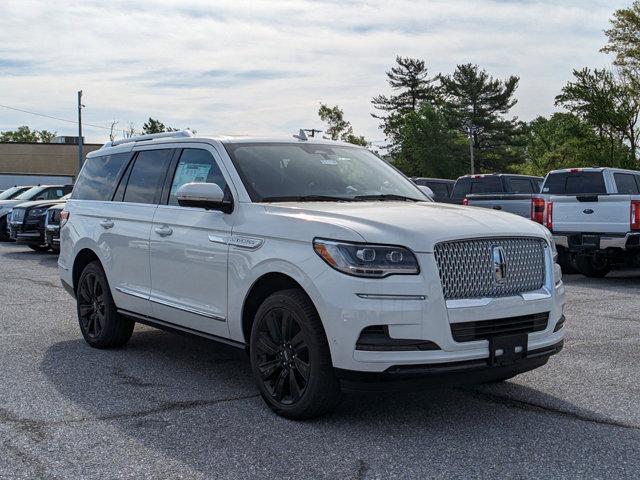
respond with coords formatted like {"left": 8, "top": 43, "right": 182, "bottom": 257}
{"left": 425, "top": 182, "right": 450, "bottom": 198}
{"left": 451, "top": 178, "right": 471, "bottom": 199}
{"left": 508, "top": 178, "right": 534, "bottom": 193}
{"left": 168, "top": 149, "right": 227, "bottom": 206}
{"left": 72, "top": 153, "right": 131, "bottom": 201}
{"left": 123, "top": 149, "right": 173, "bottom": 204}
{"left": 543, "top": 172, "right": 607, "bottom": 195}
{"left": 614, "top": 173, "right": 640, "bottom": 194}
{"left": 470, "top": 177, "right": 503, "bottom": 194}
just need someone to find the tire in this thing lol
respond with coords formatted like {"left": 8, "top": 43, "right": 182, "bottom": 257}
{"left": 76, "top": 261, "right": 134, "bottom": 348}
{"left": 28, "top": 244, "right": 50, "bottom": 252}
{"left": 557, "top": 250, "right": 578, "bottom": 274}
{"left": 249, "top": 289, "right": 342, "bottom": 419}
{"left": 575, "top": 255, "right": 611, "bottom": 278}
{"left": 0, "top": 218, "right": 9, "bottom": 242}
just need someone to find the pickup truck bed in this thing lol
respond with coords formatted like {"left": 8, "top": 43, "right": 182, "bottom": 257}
{"left": 464, "top": 194, "right": 539, "bottom": 219}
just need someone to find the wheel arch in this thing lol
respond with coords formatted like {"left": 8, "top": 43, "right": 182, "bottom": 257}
{"left": 72, "top": 248, "right": 102, "bottom": 294}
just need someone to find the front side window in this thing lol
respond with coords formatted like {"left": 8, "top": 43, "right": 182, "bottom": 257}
{"left": 72, "top": 153, "right": 131, "bottom": 201}
{"left": 168, "top": 149, "right": 227, "bottom": 206}
{"left": 123, "top": 149, "right": 173, "bottom": 204}
{"left": 38, "top": 188, "right": 65, "bottom": 200}
{"left": 224, "top": 143, "right": 425, "bottom": 202}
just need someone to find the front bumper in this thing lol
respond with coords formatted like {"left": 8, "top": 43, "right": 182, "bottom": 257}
{"left": 337, "top": 340, "right": 563, "bottom": 391}
{"left": 9, "top": 222, "right": 46, "bottom": 245}
{"left": 45, "top": 225, "right": 60, "bottom": 248}
{"left": 553, "top": 232, "right": 640, "bottom": 253}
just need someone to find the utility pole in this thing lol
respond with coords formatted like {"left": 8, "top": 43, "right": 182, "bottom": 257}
{"left": 303, "top": 128, "right": 322, "bottom": 138}
{"left": 77, "top": 90, "right": 84, "bottom": 171}
{"left": 466, "top": 123, "right": 476, "bottom": 174}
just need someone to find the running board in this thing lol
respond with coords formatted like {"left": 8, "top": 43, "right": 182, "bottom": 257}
{"left": 117, "top": 308, "right": 246, "bottom": 350}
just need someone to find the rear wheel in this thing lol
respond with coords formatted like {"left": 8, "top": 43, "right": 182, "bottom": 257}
{"left": 249, "top": 289, "right": 341, "bottom": 419}
{"left": 77, "top": 261, "right": 134, "bottom": 348}
{"left": 575, "top": 255, "right": 611, "bottom": 278}
{"left": 28, "top": 244, "right": 50, "bottom": 252}
{"left": 557, "top": 250, "right": 577, "bottom": 274}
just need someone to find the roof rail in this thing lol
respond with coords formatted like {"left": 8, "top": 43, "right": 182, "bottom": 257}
{"left": 102, "top": 129, "right": 194, "bottom": 148}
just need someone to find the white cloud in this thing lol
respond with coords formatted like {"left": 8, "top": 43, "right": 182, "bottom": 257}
{"left": 0, "top": 0, "right": 627, "bottom": 143}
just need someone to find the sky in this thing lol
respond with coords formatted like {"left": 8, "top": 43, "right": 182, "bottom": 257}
{"left": 0, "top": 0, "right": 629, "bottom": 144}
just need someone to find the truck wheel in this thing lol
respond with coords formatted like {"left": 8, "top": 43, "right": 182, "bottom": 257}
{"left": 249, "top": 289, "right": 342, "bottom": 419}
{"left": 557, "top": 251, "right": 578, "bottom": 274}
{"left": 575, "top": 255, "right": 611, "bottom": 278}
{"left": 28, "top": 244, "right": 50, "bottom": 252}
{"left": 77, "top": 261, "right": 134, "bottom": 348}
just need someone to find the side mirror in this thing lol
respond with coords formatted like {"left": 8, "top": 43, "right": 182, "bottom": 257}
{"left": 417, "top": 185, "right": 434, "bottom": 200}
{"left": 176, "top": 183, "right": 232, "bottom": 213}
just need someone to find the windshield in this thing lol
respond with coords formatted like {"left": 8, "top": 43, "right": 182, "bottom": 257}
{"left": 14, "top": 186, "right": 44, "bottom": 200}
{"left": 224, "top": 143, "right": 426, "bottom": 202}
{"left": 0, "top": 186, "right": 28, "bottom": 200}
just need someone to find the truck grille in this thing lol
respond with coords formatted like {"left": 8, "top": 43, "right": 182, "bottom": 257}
{"left": 434, "top": 237, "right": 546, "bottom": 300}
{"left": 451, "top": 312, "right": 549, "bottom": 342}
{"left": 11, "top": 208, "right": 25, "bottom": 223}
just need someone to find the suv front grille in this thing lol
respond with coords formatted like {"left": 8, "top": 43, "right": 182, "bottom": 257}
{"left": 433, "top": 237, "right": 546, "bottom": 300}
{"left": 451, "top": 312, "right": 549, "bottom": 342}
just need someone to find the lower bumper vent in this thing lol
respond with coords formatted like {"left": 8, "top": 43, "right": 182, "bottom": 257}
{"left": 356, "top": 326, "right": 440, "bottom": 351}
{"left": 451, "top": 312, "right": 549, "bottom": 343}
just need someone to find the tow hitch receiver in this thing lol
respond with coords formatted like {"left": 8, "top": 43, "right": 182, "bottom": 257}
{"left": 489, "top": 334, "right": 528, "bottom": 366}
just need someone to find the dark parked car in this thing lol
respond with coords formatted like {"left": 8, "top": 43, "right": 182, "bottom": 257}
{"left": 450, "top": 173, "right": 543, "bottom": 204}
{"left": 44, "top": 203, "right": 65, "bottom": 252}
{"left": 411, "top": 177, "right": 455, "bottom": 202}
{"left": 8, "top": 194, "right": 70, "bottom": 251}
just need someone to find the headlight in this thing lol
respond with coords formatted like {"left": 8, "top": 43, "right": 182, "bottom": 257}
{"left": 313, "top": 238, "right": 419, "bottom": 278}
{"left": 27, "top": 208, "right": 47, "bottom": 218}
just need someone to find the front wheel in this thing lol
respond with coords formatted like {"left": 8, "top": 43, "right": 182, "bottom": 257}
{"left": 249, "top": 289, "right": 341, "bottom": 419}
{"left": 77, "top": 261, "right": 134, "bottom": 348}
{"left": 575, "top": 255, "right": 611, "bottom": 278}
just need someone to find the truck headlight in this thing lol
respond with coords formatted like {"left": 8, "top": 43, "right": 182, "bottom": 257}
{"left": 27, "top": 208, "right": 47, "bottom": 218}
{"left": 313, "top": 239, "right": 419, "bottom": 278}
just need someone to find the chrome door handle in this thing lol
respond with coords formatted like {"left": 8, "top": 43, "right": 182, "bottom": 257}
{"left": 154, "top": 226, "right": 173, "bottom": 237}
{"left": 99, "top": 219, "right": 114, "bottom": 229}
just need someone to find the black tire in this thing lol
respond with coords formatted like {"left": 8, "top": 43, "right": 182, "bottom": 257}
{"left": 249, "top": 289, "right": 342, "bottom": 419}
{"left": 575, "top": 255, "right": 611, "bottom": 278}
{"left": 28, "top": 244, "right": 50, "bottom": 252}
{"left": 557, "top": 250, "right": 578, "bottom": 274}
{"left": 0, "top": 218, "right": 9, "bottom": 242}
{"left": 77, "top": 261, "right": 134, "bottom": 348}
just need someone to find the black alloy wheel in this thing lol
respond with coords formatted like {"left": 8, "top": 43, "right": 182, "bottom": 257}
{"left": 78, "top": 271, "right": 106, "bottom": 339}
{"left": 254, "top": 307, "right": 310, "bottom": 405}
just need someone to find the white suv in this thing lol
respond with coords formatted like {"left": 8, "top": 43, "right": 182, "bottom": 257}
{"left": 59, "top": 130, "right": 565, "bottom": 419}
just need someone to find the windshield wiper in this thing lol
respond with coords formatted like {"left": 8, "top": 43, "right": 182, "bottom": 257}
{"left": 353, "top": 194, "right": 421, "bottom": 202}
{"left": 261, "top": 195, "right": 357, "bottom": 202}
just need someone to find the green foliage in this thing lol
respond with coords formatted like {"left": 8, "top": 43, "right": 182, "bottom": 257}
{"left": 555, "top": 68, "right": 639, "bottom": 163}
{"left": 392, "top": 104, "right": 468, "bottom": 179}
{"left": 513, "top": 113, "right": 631, "bottom": 176}
{"left": 0, "top": 126, "right": 58, "bottom": 143}
{"left": 602, "top": 1, "right": 640, "bottom": 70}
{"left": 318, "top": 104, "right": 368, "bottom": 146}
{"left": 440, "top": 64, "right": 523, "bottom": 172}
{"left": 141, "top": 118, "right": 177, "bottom": 134}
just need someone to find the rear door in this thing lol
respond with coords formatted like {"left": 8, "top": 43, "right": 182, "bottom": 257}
{"left": 100, "top": 148, "right": 175, "bottom": 316}
{"left": 149, "top": 145, "right": 234, "bottom": 337}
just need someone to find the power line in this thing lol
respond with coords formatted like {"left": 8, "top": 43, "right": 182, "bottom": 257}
{"left": 0, "top": 103, "right": 112, "bottom": 131}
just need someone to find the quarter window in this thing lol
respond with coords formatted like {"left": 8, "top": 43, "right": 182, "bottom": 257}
{"left": 168, "top": 149, "right": 227, "bottom": 206}
{"left": 123, "top": 149, "right": 173, "bottom": 204}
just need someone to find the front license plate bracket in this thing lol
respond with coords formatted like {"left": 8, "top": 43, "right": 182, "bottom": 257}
{"left": 489, "top": 333, "right": 528, "bottom": 366}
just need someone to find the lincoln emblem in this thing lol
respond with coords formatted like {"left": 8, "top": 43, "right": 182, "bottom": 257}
{"left": 492, "top": 246, "right": 507, "bottom": 284}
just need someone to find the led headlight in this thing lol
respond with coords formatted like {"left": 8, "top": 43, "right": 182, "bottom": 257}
{"left": 313, "top": 238, "right": 419, "bottom": 278}
{"left": 27, "top": 208, "right": 47, "bottom": 218}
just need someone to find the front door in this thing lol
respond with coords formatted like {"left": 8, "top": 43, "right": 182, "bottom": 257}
{"left": 149, "top": 146, "right": 234, "bottom": 338}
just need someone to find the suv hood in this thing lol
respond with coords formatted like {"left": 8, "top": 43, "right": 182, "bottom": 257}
{"left": 265, "top": 201, "right": 549, "bottom": 252}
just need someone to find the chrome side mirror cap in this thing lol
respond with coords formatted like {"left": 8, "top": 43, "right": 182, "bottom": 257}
{"left": 176, "top": 183, "right": 232, "bottom": 212}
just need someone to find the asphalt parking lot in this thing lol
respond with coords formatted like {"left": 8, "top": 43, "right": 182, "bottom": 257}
{"left": 0, "top": 243, "right": 639, "bottom": 479}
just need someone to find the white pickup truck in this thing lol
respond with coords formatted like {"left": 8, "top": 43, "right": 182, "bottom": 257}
{"left": 545, "top": 168, "right": 640, "bottom": 277}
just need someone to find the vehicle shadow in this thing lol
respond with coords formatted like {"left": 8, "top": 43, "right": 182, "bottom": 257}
{"left": 39, "top": 328, "right": 634, "bottom": 477}
{"left": 0, "top": 248, "right": 59, "bottom": 267}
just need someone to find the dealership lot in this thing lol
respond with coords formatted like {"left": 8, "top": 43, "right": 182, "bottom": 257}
{"left": 0, "top": 243, "right": 639, "bottom": 479}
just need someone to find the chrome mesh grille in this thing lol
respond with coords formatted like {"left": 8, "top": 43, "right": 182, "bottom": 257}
{"left": 434, "top": 237, "right": 546, "bottom": 300}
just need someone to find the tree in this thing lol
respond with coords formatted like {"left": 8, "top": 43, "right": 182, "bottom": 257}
{"left": 142, "top": 118, "right": 176, "bottom": 134}
{"left": 392, "top": 104, "right": 468, "bottom": 179}
{"left": 516, "top": 113, "right": 631, "bottom": 176}
{"left": 555, "top": 68, "right": 639, "bottom": 164}
{"left": 602, "top": 1, "right": 640, "bottom": 71}
{"left": 0, "top": 126, "right": 57, "bottom": 143}
{"left": 440, "top": 64, "right": 523, "bottom": 172}
{"left": 318, "top": 104, "right": 368, "bottom": 146}
{"left": 371, "top": 56, "right": 439, "bottom": 151}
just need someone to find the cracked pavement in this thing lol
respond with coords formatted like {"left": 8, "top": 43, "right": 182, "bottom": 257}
{"left": 0, "top": 243, "right": 639, "bottom": 479}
